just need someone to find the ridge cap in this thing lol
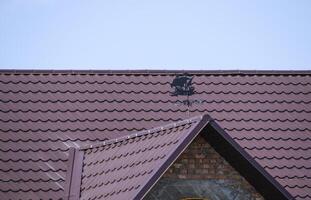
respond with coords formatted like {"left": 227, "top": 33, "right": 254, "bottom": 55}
{"left": 79, "top": 115, "right": 209, "bottom": 150}
{"left": 1, "top": 69, "right": 311, "bottom": 75}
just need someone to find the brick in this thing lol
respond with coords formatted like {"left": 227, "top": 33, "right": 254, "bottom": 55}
{"left": 162, "top": 135, "right": 263, "bottom": 200}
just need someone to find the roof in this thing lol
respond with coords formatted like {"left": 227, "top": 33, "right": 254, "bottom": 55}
{"left": 65, "top": 115, "right": 209, "bottom": 200}
{"left": 65, "top": 114, "right": 294, "bottom": 200}
{"left": 0, "top": 70, "right": 310, "bottom": 199}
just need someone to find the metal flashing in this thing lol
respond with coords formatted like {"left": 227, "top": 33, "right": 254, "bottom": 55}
{"left": 64, "top": 148, "right": 84, "bottom": 200}
{"left": 64, "top": 148, "right": 76, "bottom": 199}
{"left": 79, "top": 115, "right": 204, "bottom": 150}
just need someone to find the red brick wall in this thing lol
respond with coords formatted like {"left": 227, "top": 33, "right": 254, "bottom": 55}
{"left": 161, "top": 135, "right": 264, "bottom": 199}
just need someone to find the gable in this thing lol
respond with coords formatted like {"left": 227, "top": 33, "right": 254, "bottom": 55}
{"left": 145, "top": 135, "right": 263, "bottom": 200}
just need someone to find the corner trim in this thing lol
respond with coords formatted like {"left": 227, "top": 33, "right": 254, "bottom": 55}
{"left": 64, "top": 148, "right": 84, "bottom": 200}
{"left": 64, "top": 148, "right": 76, "bottom": 199}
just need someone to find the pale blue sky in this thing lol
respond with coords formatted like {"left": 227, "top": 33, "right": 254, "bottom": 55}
{"left": 0, "top": 0, "right": 310, "bottom": 70}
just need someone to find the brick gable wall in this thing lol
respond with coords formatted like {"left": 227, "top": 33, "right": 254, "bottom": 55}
{"left": 145, "top": 135, "right": 264, "bottom": 200}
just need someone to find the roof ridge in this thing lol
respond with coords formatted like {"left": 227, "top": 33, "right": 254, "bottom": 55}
{"left": 1, "top": 69, "right": 311, "bottom": 75}
{"left": 79, "top": 115, "right": 206, "bottom": 150}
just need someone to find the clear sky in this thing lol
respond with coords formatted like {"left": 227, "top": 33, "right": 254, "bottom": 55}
{"left": 0, "top": 0, "right": 310, "bottom": 70}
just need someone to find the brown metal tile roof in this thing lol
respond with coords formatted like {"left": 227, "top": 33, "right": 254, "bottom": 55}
{"left": 0, "top": 70, "right": 310, "bottom": 199}
{"left": 65, "top": 115, "right": 209, "bottom": 200}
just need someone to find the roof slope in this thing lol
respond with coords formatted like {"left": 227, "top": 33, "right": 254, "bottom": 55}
{"left": 65, "top": 115, "right": 209, "bottom": 200}
{"left": 66, "top": 115, "right": 294, "bottom": 200}
{"left": 0, "top": 70, "right": 310, "bottom": 199}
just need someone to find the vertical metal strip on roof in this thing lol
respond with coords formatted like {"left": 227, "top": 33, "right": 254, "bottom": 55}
{"left": 64, "top": 148, "right": 76, "bottom": 200}
{"left": 64, "top": 148, "right": 84, "bottom": 200}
